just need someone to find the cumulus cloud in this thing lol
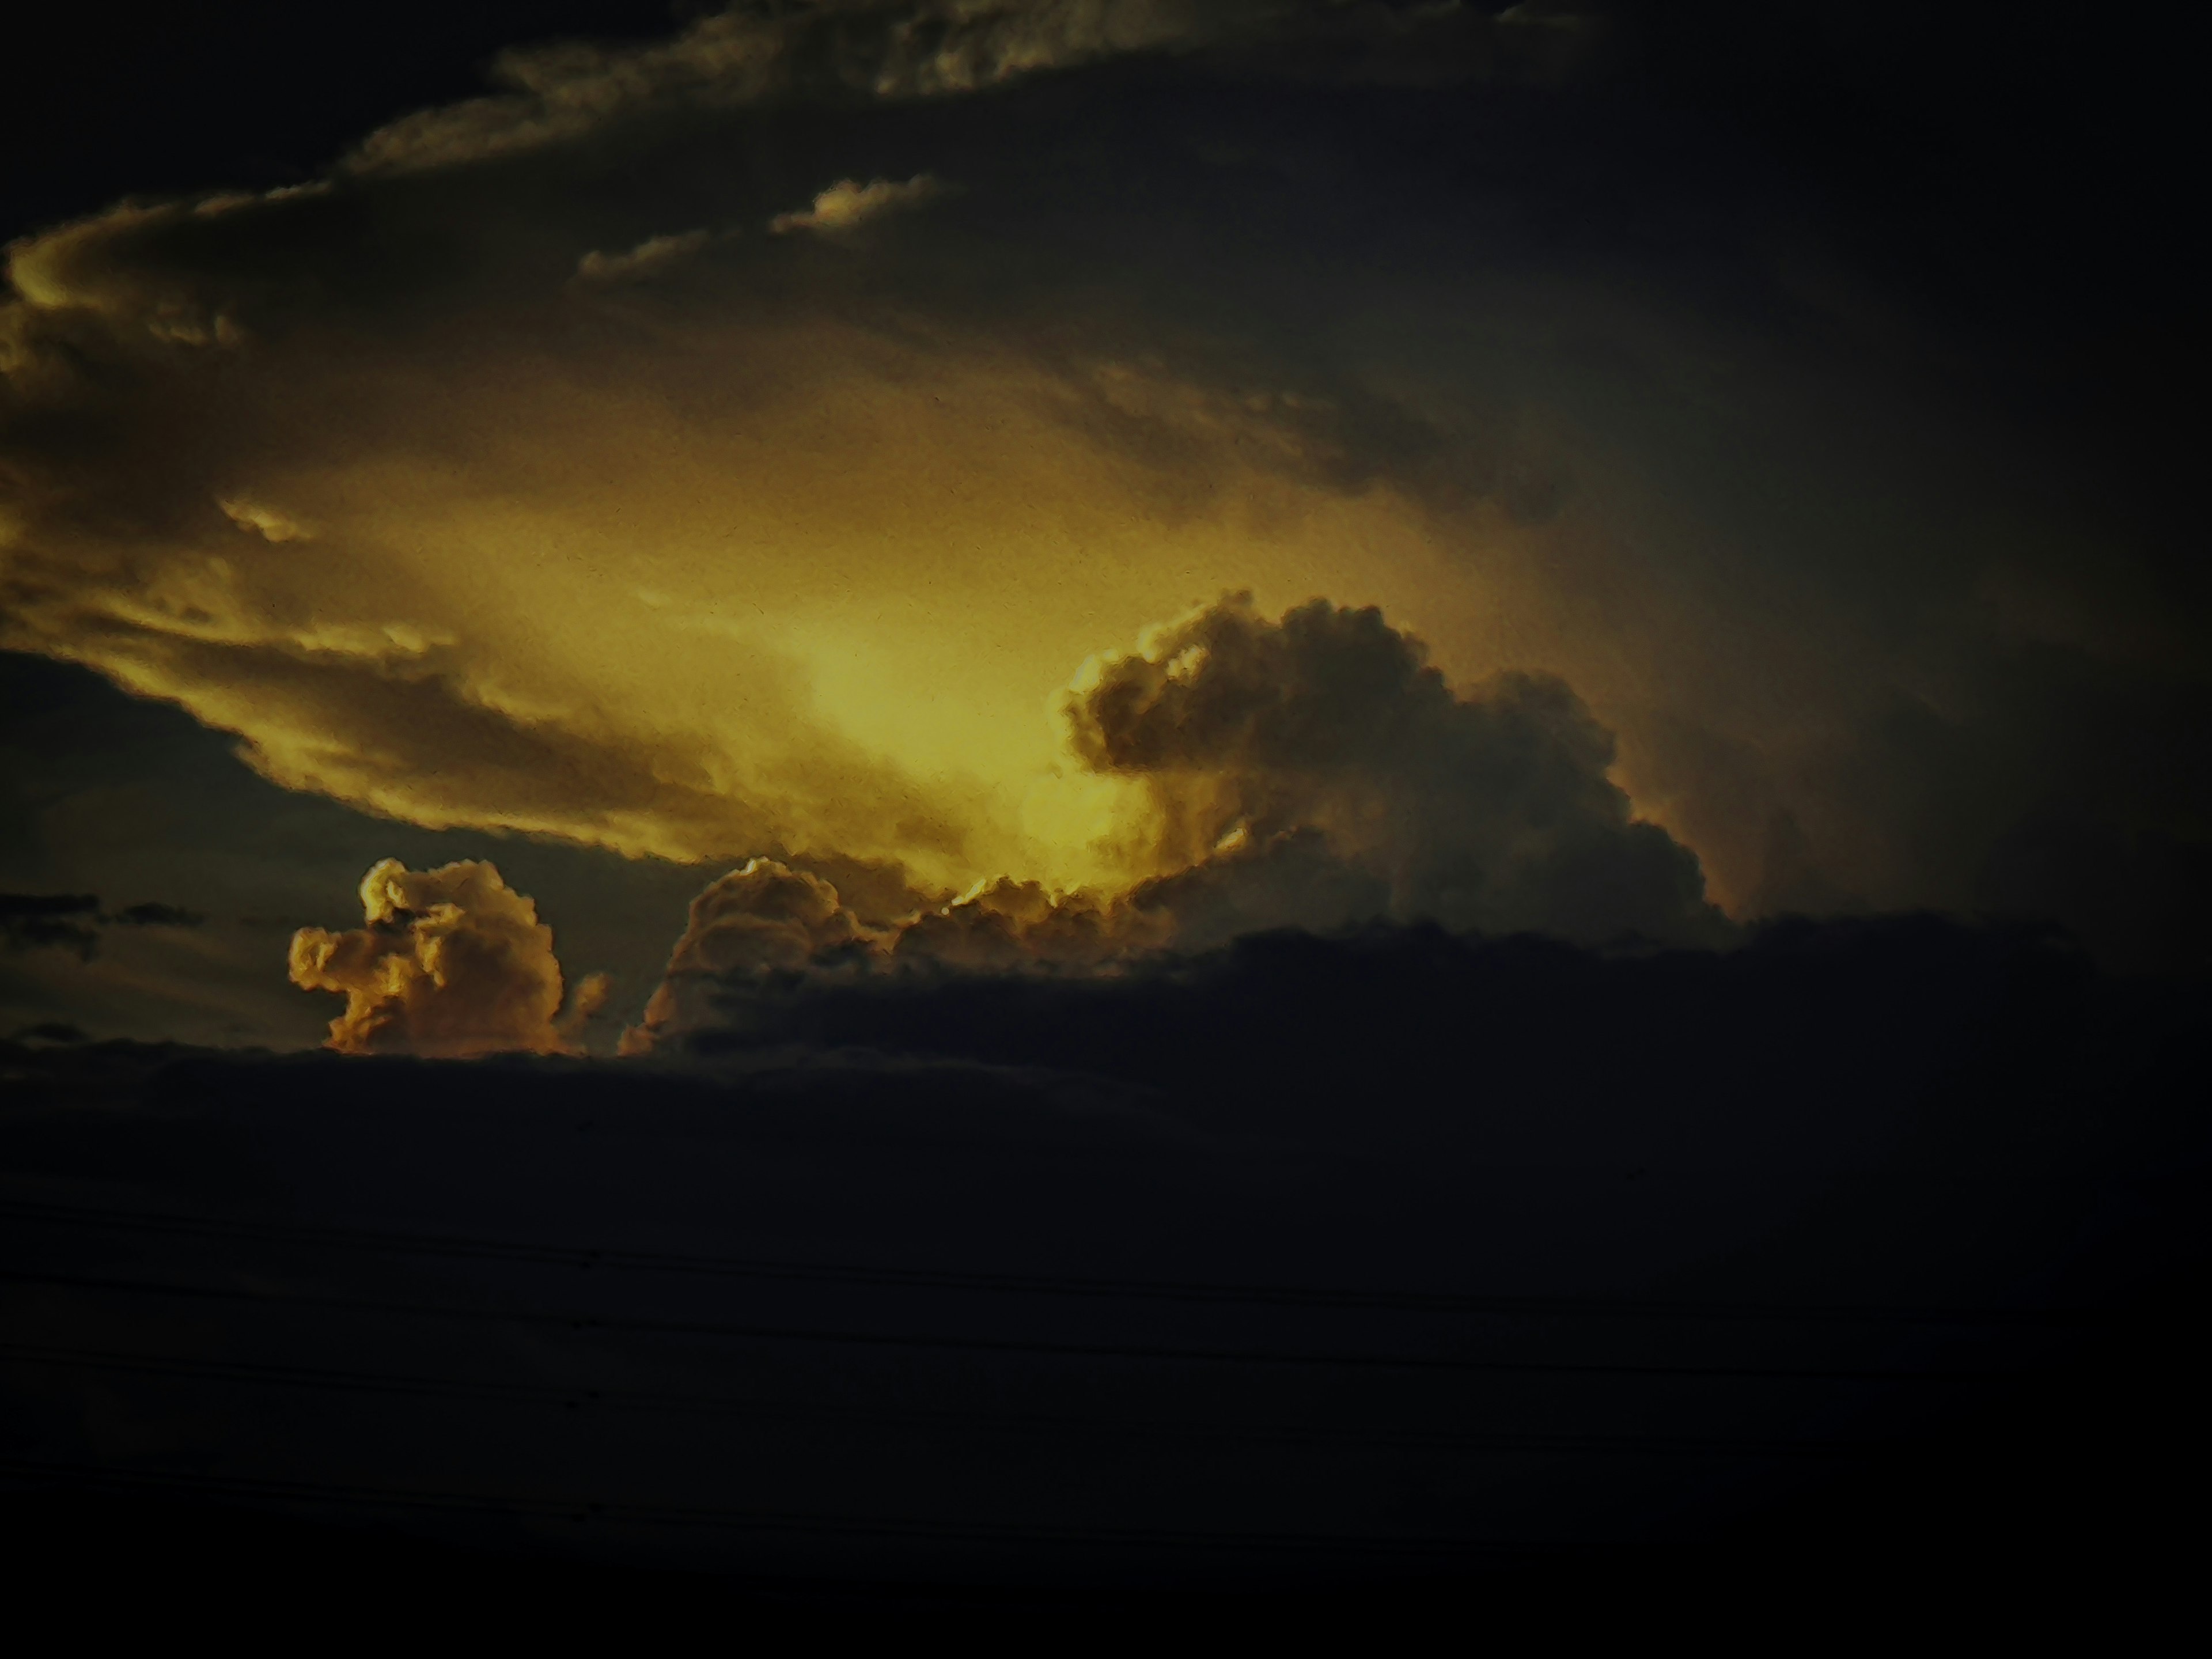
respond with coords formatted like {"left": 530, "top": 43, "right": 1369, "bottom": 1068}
{"left": 769, "top": 175, "right": 944, "bottom": 236}
{"left": 626, "top": 856, "right": 1150, "bottom": 1050}
{"left": 1071, "top": 594, "right": 1726, "bottom": 944}
{"left": 620, "top": 857, "right": 873, "bottom": 1052}
{"left": 289, "top": 858, "right": 605, "bottom": 1056}
{"left": 888, "top": 876, "right": 1123, "bottom": 968}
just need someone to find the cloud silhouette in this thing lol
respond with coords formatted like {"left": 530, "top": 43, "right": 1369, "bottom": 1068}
{"left": 1, "top": 891, "right": 205, "bottom": 959}
{"left": 0, "top": 893, "right": 100, "bottom": 959}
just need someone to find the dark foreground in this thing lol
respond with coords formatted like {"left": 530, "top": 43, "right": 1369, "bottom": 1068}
{"left": 6, "top": 1287, "right": 2207, "bottom": 1638}
{"left": 5, "top": 919, "right": 2207, "bottom": 1632}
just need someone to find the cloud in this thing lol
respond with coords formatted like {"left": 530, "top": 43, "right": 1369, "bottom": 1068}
{"left": 0, "top": 648, "right": 759, "bottom": 1054}
{"left": 634, "top": 854, "right": 1176, "bottom": 1050}
{"left": 888, "top": 876, "right": 1124, "bottom": 969}
{"left": 1, "top": 891, "right": 206, "bottom": 959}
{"left": 574, "top": 229, "right": 716, "bottom": 284}
{"left": 620, "top": 857, "right": 874, "bottom": 1053}
{"left": 216, "top": 496, "right": 310, "bottom": 542}
{"left": 1070, "top": 593, "right": 1725, "bottom": 944}
{"left": 104, "top": 900, "right": 205, "bottom": 927}
{"left": 344, "top": 1, "right": 1291, "bottom": 175}
{"left": 11, "top": 1018, "right": 86, "bottom": 1043}
{"left": 769, "top": 175, "right": 944, "bottom": 236}
{"left": 288, "top": 858, "right": 603, "bottom": 1057}
{"left": 1, "top": 893, "right": 99, "bottom": 958}
{"left": 621, "top": 595, "right": 1724, "bottom": 1048}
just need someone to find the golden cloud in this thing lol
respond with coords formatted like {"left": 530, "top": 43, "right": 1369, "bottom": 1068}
{"left": 290, "top": 858, "right": 605, "bottom": 1056}
{"left": 769, "top": 175, "right": 944, "bottom": 236}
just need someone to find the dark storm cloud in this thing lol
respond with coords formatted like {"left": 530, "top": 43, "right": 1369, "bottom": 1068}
{"left": 1, "top": 891, "right": 203, "bottom": 959}
{"left": 104, "top": 902, "right": 206, "bottom": 927}
{"left": 0, "top": 895, "right": 99, "bottom": 958}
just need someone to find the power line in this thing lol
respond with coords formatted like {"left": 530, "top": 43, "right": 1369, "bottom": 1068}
{"left": 0, "top": 1340, "right": 1872, "bottom": 1459}
{"left": 0, "top": 1456, "right": 1521, "bottom": 1560}
{"left": 0, "top": 1266, "right": 2023, "bottom": 1381}
{"left": 0, "top": 1195, "right": 2096, "bottom": 1327}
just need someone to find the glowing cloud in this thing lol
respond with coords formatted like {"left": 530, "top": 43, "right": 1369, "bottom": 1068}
{"left": 289, "top": 858, "right": 605, "bottom": 1056}
{"left": 622, "top": 595, "right": 1725, "bottom": 1050}
{"left": 769, "top": 176, "right": 943, "bottom": 235}
{"left": 574, "top": 229, "right": 715, "bottom": 283}
{"left": 217, "top": 497, "right": 312, "bottom": 542}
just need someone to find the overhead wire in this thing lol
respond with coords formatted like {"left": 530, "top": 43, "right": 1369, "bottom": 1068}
{"left": 0, "top": 1264, "right": 2045, "bottom": 1381}
{"left": 0, "top": 1455, "right": 1538, "bottom": 1559}
{"left": 0, "top": 1195, "right": 2097, "bottom": 1327}
{"left": 0, "top": 1339, "right": 1876, "bottom": 1458}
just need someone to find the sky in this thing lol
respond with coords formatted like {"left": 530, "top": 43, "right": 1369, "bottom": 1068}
{"left": 3, "top": 0, "right": 2205, "bottom": 1048}
{"left": 2, "top": 0, "right": 2209, "bottom": 1603}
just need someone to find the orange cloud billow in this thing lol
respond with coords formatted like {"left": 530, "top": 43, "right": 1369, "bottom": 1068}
{"left": 289, "top": 858, "right": 605, "bottom": 1056}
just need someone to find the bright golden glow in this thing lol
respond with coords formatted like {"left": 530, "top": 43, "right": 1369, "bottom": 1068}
{"left": 7, "top": 297, "right": 1558, "bottom": 897}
